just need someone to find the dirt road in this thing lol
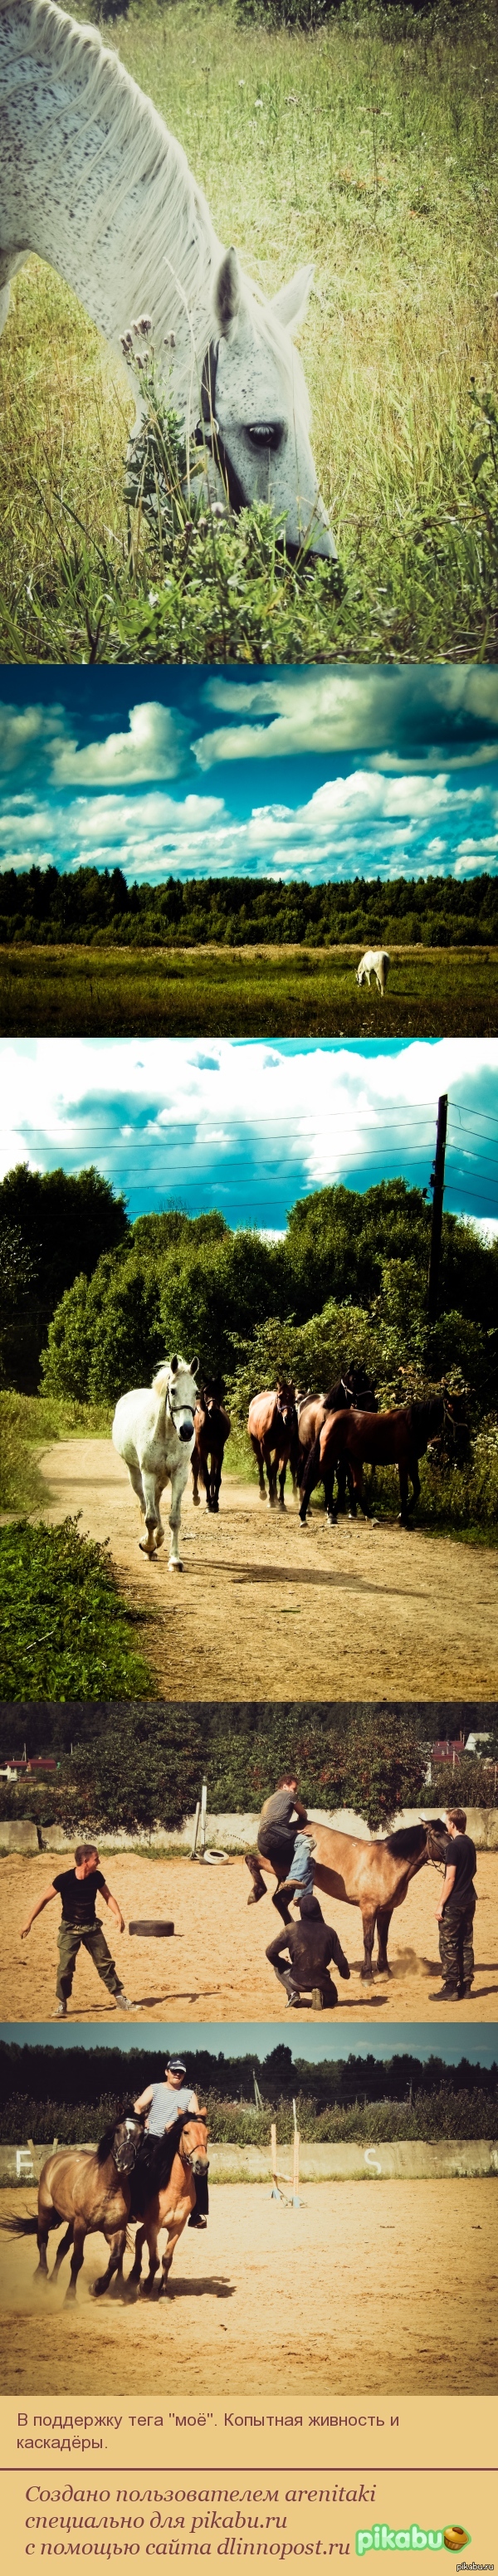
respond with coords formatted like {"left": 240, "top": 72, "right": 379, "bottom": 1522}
{"left": 4, "top": 1850, "right": 498, "bottom": 2026}
{"left": 37, "top": 1441, "right": 498, "bottom": 1702}
{"left": 1, "top": 2179, "right": 496, "bottom": 2397}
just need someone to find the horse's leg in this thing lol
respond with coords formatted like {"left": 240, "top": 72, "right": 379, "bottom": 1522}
{"left": 398, "top": 1464, "right": 410, "bottom": 1525}
{"left": 91, "top": 2229, "right": 127, "bottom": 2299}
{"left": 299, "top": 1433, "right": 322, "bottom": 1524}
{"left": 154, "top": 1474, "right": 165, "bottom": 1548}
{"left": 139, "top": 2225, "right": 160, "bottom": 2297}
{"left": 191, "top": 1448, "right": 201, "bottom": 1506}
{"left": 127, "top": 1457, "right": 149, "bottom": 1539}
{"left": 48, "top": 2221, "right": 74, "bottom": 2285}
{"left": 212, "top": 1454, "right": 222, "bottom": 1513}
{"left": 250, "top": 1434, "right": 266, "bottom": 1500}
{"left": 265, "top": 1440, "right": 277, "bottom": 1508}
{"left": 277, "top": 1458, "right": 287, "bottom": 1510}
{"left": 376, "top": 1906, "right": 393, "bottom": 1976}
{"left": 139, "top": 1466, "right": 159, "bottom": 1556}
{"left": 35, "top": 2193, "right": 52, "bottom": 2283}
{"left": 168, "top": 1454, "right": 189, "bottom": 1570}
{"left": 359, "top": 1910, "right": 376, "bottom": 1979}
{"left": 323, "top": 1462, "right": 338, "bottom": 1525}
{"left": 245, "top": 1852, "right": 269, "bottom": 1904}
{"left": 125, "top": 2225, "right": 145, "bottom": 2294}
{"left": 64, "top": 2219, "right": 85, "bottom": 2303}
{"left": 353, "top": 1464, "right": 367, "bottom": 1517}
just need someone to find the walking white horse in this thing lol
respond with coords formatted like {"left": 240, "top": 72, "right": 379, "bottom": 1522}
{"left": 355, "top": 949, "right": 390, "bottom": 995}
{"left": 112, "top": 1356, "right": 198, "bottom": 1571}
{"left": 0, "top": 0, "right": 335, "bottom": 557}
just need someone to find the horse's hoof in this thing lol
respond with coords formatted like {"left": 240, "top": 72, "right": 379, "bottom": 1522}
{"left": 193, "top": 1494, "right": 200, "bottom": 1507}
{"left": 139, "top": 1540, "right": 157, "bottom": 1557}
{"left": 168, "top": 1557, "right": 183, "bottom": 1572}
{"left": 247, "top": 1887, "right": 265, "bottom": 1904}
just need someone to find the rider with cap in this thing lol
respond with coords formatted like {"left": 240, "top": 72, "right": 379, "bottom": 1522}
{"left": 134, "top": 2055, "right": 208, "bottom": 2227}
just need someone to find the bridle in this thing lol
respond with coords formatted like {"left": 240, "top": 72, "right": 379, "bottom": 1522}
{"left": 165, "top": 1384, "right": 196, "bottom": 1433}
{"left": 192, "top": 340, "right": 249, "bottom": 515}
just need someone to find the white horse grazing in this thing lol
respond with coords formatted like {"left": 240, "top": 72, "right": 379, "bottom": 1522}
{"left": 355, "top": 949, "right": 390, "bottom": 995}
{"left": 112, "top": 1356, "right": 198, "bottom": 1572}
{"left": 0, "top": 0, "right": 335, "bottom": 557}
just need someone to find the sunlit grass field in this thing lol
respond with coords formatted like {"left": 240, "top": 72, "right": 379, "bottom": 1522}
{"left": 2, "top": 0, "right": 498, "bottom": 660}
{"left": 2, "top": 941, "right": 496, "bottom": 1033}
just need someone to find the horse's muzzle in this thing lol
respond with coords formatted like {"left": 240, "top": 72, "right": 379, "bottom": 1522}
{"left": 179, "top": 1423, "right": 193, "bottom": 1442}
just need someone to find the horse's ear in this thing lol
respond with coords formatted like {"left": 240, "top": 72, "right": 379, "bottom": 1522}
{"left": 190, "top": 1355, "right": 199, "bottom": 1377}
{"left": 271, "top": 262, "right": 314, "bottom": 335}
{"left": 213, "top": 247, "right": 242, "bottom": 339}
{"left": 170, "top": 1354, "right": 178, "bottom": 1374}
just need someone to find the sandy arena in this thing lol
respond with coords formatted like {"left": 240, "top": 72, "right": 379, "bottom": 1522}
{"left": 3, "top": 1849, "right": 497, "bottom": 2026}
{"left": 37, "top": 1444, "right": 498, "bottom": 1703}
{"left": 1, "top": 2179, "right": 496, "bottom": 2397}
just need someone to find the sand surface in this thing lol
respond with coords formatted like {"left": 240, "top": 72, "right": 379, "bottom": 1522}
{"left": 37, "top": 1444, "right": 498, "bottom": 1703}
{"left": 0, "top": 2179, "right": 496, "bottom": 2397}
{"left": 4, "top": 1850, "right": 498, "bottom": 2026}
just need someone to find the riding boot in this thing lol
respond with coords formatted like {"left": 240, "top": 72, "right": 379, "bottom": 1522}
{"left": 460, "top": 1981, "right": 474, "bottom": 1997}
{"left": 429, "top": 1982, "right": 459, "bottom": 1999}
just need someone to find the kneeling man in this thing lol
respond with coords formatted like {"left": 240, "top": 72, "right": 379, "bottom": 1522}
{"left": 266, "top": 1892, "right": 351, "bottom": 2009}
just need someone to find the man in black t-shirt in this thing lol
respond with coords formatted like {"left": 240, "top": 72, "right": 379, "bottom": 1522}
{"left": 266, "top": 1893, "right": 351, "bottom": 2010}
{"left": 433, "top": 1807, "right": 477, "bottom": 1999}
{"left": 21, "top": 1842, "right": 135, "bottom": 2017}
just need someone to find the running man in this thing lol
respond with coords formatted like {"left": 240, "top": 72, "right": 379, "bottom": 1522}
{"left": 20, "top": 1842, "right": 134, "bottom": 2017}
{"left": 266, "top": 1892, "right": 351, "bottom": 2010}
{"left": 433, "top": 1806, "right": 478, "bottom": 1999}
{"left": 134, "top": 2054, "right": 208, "bottom": 2227}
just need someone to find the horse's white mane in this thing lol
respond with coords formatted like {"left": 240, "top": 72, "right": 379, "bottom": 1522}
{"left": 2, "top": 0, "right": 310, "bottom": 423}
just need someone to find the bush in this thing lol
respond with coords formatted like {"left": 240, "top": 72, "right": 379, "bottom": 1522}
{"left": 0, "top": 1516, "right": 154, "bottom": 1701}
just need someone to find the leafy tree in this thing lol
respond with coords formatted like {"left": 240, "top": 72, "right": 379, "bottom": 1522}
{"left": 0, "top": 1165, "right": 129, "bottom": 1391}
{"left": 340, "top": 1708, "right": 427, "bottom": 1831}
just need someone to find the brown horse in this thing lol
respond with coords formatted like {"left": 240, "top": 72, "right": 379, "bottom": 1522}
{"left": 126, "top": 2111, "right": 210, "bottom": 2299}
{"left": 247, "top": 1381, "right": 297, "bottom": 1508}
{"left": 299, "top": 1395, "right": 447, "bottom": 1527}
{"left": 245, "top": 1818, "right": 447, "bottom": 1977}
{"left": 295, "top": 1368, "right": 378, "bottom": 1508}
{"left": 11, "top": 2106, "right": 145, "bottom": 2302}
{"left": 192, "top": 1380, "right": 231, "bottom": 1513}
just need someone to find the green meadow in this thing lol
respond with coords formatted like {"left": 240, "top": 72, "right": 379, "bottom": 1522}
{"left": 1, "top": 0, "right": 498, "bottom": 661}
{"left": 2, "top": 941, "right": 496, "bottom": 1035}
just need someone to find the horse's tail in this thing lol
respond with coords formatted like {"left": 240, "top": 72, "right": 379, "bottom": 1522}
{"left": 0, "top": 2211, "right": 43, "bottom": 2238}
{"left": 299, "top": 1429, "right": 325, "bottom": 1515}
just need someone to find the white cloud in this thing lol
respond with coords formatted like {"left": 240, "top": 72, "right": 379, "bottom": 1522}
{"left": 51, "top": 701, "right": 192, "bottom": 786}
{"left": 196, "top": 667, "right": 498, "bottom": 769}
{"left": 1, "top": 1039, "right": 496, "bottom": 1229}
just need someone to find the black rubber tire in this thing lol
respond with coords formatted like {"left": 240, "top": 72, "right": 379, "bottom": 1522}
{"left": 129, "top": 1919, "right": 174, "bottom": 1938}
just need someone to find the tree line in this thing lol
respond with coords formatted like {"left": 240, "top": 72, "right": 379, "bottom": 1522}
{"left": 2, "top": 1164, "right": 496, "bottom": 1403}
{"left": 1, "top": 867, "right": 497, "bottom": 949}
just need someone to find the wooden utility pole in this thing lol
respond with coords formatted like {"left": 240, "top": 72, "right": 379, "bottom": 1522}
{"left": 427, "top": 1093, "right": 447, "bottom": 1321}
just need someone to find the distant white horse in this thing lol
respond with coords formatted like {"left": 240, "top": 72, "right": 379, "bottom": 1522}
{"left": 112, "top": 1356, "right": 198, "bottom": 1571}
{"left": 0, "top": 0, "right": 335, "bottom": 557}
{"left": 355, "top": 949, "right": 390, "bottom": 995}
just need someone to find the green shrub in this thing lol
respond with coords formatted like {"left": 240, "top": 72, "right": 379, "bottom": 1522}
{"left": 0, "top": 1516, "right": 154, "bottom": 1701}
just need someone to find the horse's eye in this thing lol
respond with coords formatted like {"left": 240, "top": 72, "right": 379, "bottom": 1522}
{"left": 246, "top": 422, "right": 284, "bottom": 451}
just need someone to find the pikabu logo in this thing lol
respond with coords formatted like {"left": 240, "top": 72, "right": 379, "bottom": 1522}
{"left": 356, "top": 2532, "right": 471, "bottom": 2559}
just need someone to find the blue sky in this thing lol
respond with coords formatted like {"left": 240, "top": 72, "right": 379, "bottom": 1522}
{"left": 2, "top": 1036, "right": 498, "bottom": 1232}
{"left": 3, "top": 2022, "right": 496, "bottom": 2068}
{"left": 2, "top": 667, "right": 498, "bottom": 885}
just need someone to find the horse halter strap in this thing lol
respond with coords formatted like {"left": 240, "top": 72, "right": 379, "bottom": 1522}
{"left": 166, "top": 1385, "right": 195, "bottom": 1427}
{"left": 197, "top": 340, "right": 249, "bottom": 515}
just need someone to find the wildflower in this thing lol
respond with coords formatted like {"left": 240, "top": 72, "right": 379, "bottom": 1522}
{"left": 148, "top": 590, "right": 159, "bottom": 607}
{"left": 120, "top": 330, "right": 134, "bottom": 354}
{"left": 164, "top": 330, "right": 176, "bottom": 349}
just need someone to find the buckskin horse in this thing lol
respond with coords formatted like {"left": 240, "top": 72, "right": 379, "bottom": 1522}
{"left": 192, "top": 1380, "right": 231, "bottom": 1513}
{"left": 245, "top": 1818, "right": 447, "bottom": 1978}
{"left": 8, "top": 2105, "right": 145, "bottom": 2302}
{"left": 299, "top": 1393, "right": 449, "bottom": 1528}
{"left": 247, "top": 1381, "right": 297, "bottom": 1508}
{"left": 125, "top": 2110, "right": 210, "bottom": 2300}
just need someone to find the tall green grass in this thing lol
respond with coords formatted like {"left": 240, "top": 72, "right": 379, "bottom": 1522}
{"left": 1, "top": 1, "right": 498, "bottom": 658}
